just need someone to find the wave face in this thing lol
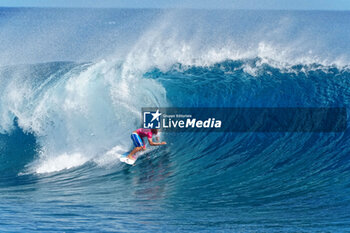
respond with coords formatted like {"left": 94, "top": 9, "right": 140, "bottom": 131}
{"left": 1, "top": 8, "right": 350, "bottom": 232}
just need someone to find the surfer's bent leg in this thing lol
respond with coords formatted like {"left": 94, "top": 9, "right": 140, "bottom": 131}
{"left": 128, "top": 133, "right": 144, "bottom": 160}
{"left": 127, "top": 147, "right": 142, "bottom": 159}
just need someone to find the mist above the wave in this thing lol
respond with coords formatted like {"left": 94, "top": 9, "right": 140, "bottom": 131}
{"left": 113, "top": 9, "right": 350, "bottom": 73}
{"left": 0, "top": 8, "right": 349, "bottom": 68}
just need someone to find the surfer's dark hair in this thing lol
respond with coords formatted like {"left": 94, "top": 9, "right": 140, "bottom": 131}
{"left": 151, "top": 128, "right": 158, "bottom": 134}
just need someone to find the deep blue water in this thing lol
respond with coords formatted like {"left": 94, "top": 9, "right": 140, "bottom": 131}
{"left": 1, "top": 8, "right": 350, "bottom": 232}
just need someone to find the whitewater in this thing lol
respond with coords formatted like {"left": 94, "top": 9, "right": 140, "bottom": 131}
{"left": 1, "top": 8, "right": 350, "bottom": 232}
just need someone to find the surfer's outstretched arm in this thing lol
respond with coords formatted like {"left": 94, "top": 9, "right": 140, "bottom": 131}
{"left": 148, "top": 138, "right": 166, "bottom": 146}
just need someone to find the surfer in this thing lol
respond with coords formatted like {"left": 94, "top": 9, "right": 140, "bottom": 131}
{"left": 127, "top": 128, "right": 166, "bottom": 160}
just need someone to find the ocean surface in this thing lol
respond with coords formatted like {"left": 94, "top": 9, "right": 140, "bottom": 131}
{"left": 1, "top": 8, "right": 350, "bottom": 232}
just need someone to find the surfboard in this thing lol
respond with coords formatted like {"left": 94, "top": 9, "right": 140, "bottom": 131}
{"left": 119, "top": 152, "right": 137, "bottom": 165}
{"left": 119, "top": 148, "right": 150, "bottom": 165}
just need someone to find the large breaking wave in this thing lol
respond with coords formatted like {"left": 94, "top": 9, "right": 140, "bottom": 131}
{"left": 1, "top": 8, "right": 350, "bottom": 232}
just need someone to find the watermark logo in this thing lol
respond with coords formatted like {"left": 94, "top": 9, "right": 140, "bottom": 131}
{"left": 143, "top": 109, "right": 162, "bottom": 129}
{"left": 142, "top": 107, "right": 346, "bottom": 132}
{"left": 142, "top": 108, "right": 222, "bottom": 131}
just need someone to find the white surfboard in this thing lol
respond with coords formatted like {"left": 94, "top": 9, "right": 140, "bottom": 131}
{"left": 119, "top": 152, "right": 137, "bottom": 165}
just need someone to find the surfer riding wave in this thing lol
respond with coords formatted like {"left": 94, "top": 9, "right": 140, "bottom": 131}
{"left": 127, "top": 128, "right": 167, "bottom": 161}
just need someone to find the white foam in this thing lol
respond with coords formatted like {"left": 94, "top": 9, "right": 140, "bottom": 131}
{"left": 94, "top": 145, "right": 127, "bottom": 167}
{"left": 0, "top": 57, "right": 168, "bottom": 174}
{"left": 34, "top": 153, "right": 88, "bottom": 174}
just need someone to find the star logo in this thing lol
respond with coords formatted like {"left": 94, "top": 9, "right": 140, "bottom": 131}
{"left": 150, "top": 109, "right": 162, "bottom": 122}
{"left": 143, "top": 109, "right": 162, "bottom": 129}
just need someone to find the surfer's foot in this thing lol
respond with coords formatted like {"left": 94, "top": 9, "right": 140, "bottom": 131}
{"left": 127, "top": 155, "right": 136, "bottom": 160}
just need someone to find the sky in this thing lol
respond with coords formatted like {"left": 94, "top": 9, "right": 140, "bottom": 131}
{"left": 0, "top": 0, "right": 349, "bottom": 10}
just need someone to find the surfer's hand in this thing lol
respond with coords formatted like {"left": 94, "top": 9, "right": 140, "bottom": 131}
{"left": 161, "top": 142, "right": 167, "bottom": 145}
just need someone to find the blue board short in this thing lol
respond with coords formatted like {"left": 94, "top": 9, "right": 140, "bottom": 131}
{"left": 131, "top": 133, "right": 144, "bottom": 147}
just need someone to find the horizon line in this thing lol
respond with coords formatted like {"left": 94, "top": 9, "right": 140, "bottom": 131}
{"left": 1, "top": 6, "right": 350, "bottom": 12}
